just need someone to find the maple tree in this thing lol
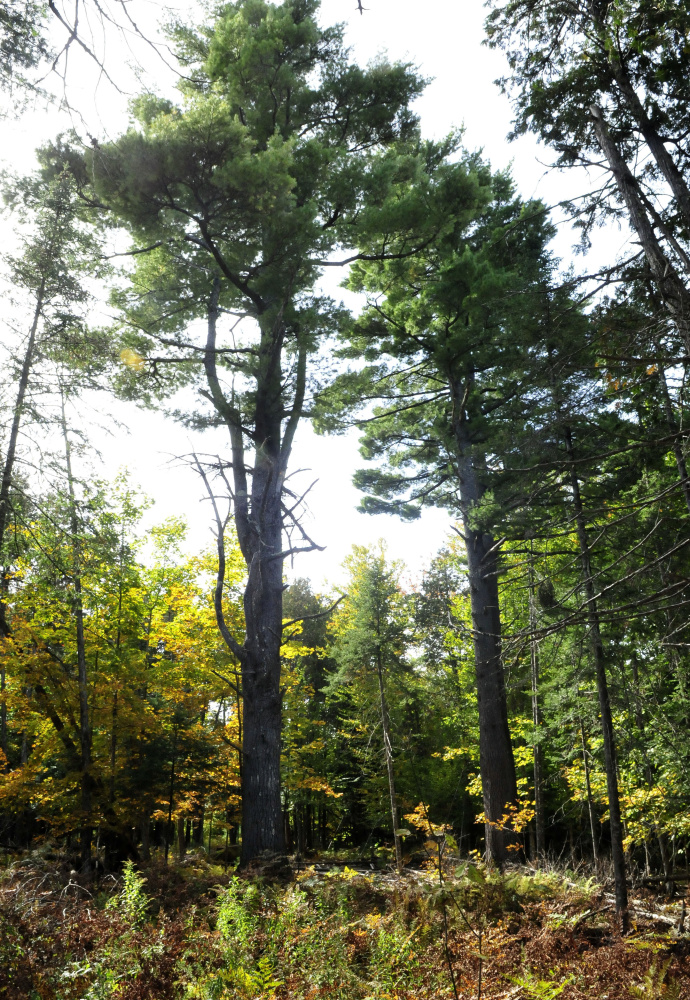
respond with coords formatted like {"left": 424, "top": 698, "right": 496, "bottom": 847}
{"left": 0, "top": 473, "right": 248, "bottom": 861}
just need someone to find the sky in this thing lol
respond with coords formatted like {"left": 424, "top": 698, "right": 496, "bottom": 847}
{"left": 0, "top": 0, "right": 630, "bottom": 590}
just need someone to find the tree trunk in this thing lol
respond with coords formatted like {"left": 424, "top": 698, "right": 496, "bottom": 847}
{"left": 60, "top": 393, "right": 92, "bottom": 876}
{"left": 565, "top": 426, "right": 628, "bottom": 930}
{"left": 165, "top": 727, "right": 176, "bottom": 863}
{"left": 528, "top": 547, "right": 545, "bottom": 862}
{"left": 193, "top": 808, "right": 204, "bottom": 846}
{"left": 376, "top": 645, "right": 402, "bottom": 872}
{"left": 451, "top": 397, "right": 517, "bottom": 867}
{"left": 590, "top": 104, "right": 690, "bottom": 353}
{"left": 0, "top": 667, "right": 6, "bottom": 766}
{"left": 109, "top": 693, "right": 118, "bottom": 805}
{"left": 239, "top": 510, "right": 284, "bottom": 861}
{"left": 0, "top": 284, "right": 45, "bottom": 762}
{"left": 109, "top": 523, "right": 126, "bottom": 807}
{"left": 656, "top": 359, "right": 690, "bottom": 515}
{"left": 140, "top": 812, "right": 151, "bottom": 861}
{"left": 202, "top": 281, "right": 289, "bottom": 864}
{"left": 0, "top": 283, "right": 45, "bottom": 638}
{"left": 604, "top": 47, "right": 690, "bottom": 232}
{"left": 580, "top": 718, "right": 600, "bottom": 868}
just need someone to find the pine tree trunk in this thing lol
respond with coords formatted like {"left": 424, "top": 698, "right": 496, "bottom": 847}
{"left": 602, "top": 44, "right": 690, "bottom": 232}
{"left": 451, "top": 400, "right": 517, "bottom": 867}
{"left": 202, "top": 282, "right": 287, "bottom": 864}
{"left": 590, "top": 105, "right": 690, "bottom": 353}
{"left": 239, "top": 509, "right": 284, "bottom": 862}
{"left": 565, "top": 426, "right": 628, "bottom": 930}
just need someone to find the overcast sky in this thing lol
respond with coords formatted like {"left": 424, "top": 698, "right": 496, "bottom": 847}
{"left": 0, "top": 0, "right": 628, "bottom": 590}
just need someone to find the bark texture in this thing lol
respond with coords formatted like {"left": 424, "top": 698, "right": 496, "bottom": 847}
{"left": 451, "top": 383, "right": 517, "bottom": 866}
{"left": 202, "top": 279, "right": 304, "bottom": 862}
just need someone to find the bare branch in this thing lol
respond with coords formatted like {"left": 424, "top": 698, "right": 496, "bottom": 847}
{"left": 192, "top": 453, "right": 245, "bottom": 663}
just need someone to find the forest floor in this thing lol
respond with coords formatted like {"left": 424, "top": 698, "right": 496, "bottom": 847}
{"left": 0, "top": 846, "right": 689, "bottom": 1000}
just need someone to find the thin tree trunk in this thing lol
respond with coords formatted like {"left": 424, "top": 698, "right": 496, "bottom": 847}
{"left": 658, "top": 831, "right": 672, "bottom": 881}
{"left": 109, "top": 523, "right": 126, "bottom": 806}
{"left": 166, "top": 726, "right": 177, "bottom": 863}
{"left": 0, "top": 667, "right": 6, "bottom": 766}
{"left": 376, "top": 645, "right": 402, "bottom": 872}
{"left": 140, "top": 811, "right": 151, "bottom": 861}
{"left": 177, "top": 816, "right": 186, "bottom": 860}
{"left": 630, "top": 654, "right": 671, "bottom": 880}
{"left": 451, "top": 390, "right": 517, "bottom": 867}
{"left": 109, "top": 693, "right": 118, "bottom": 805}
{"left": 528, "top": 545, "right": 545, "bottom": 861}
{"left": 60, "top": 393, "right": 92, "bottom": 875}
{"left": 0, "top": 284, "right": 46, "bottom": 761}
{"left": 580, "top": 718, "right": 600, "bottom": 868}
{"left": 565, "top": 425, "right": 628, "bottom": 930}
{"left": 0, "top": 283, "right": 45, "bottom": 637}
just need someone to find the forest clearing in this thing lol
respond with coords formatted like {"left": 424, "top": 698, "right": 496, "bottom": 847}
{"left": 1, "top": 0, "right": 690, "bottom": 995}
{"left": 2, "top": 849, "right": 690, "bottom": 999}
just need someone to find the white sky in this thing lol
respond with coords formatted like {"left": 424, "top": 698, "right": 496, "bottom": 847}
{"left": 0, "top": 0, "right": 629, "bottom": 591}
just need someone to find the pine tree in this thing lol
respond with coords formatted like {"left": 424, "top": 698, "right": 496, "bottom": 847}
{"left": 69, "top": 0, "right": 450, "bottom": 862}
{"left": 316, "top": 160, "right": 556, "bottom": 863}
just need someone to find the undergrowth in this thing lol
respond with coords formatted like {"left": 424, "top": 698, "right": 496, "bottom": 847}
{"left": 0, "top": 852, "right": 688, "bottom": 999}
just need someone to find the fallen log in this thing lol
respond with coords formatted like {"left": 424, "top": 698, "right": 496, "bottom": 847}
{"left": 603, "top": 892, "right": 680, "bottom": 927}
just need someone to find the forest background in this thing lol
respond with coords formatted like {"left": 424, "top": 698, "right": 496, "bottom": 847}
{"left": 0, "top": 0, "right": 689, "bottom": 976}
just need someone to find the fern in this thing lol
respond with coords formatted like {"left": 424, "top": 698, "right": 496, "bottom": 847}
{"left": 628, "top": 958, "right": 681, "bottom": 1000}
{"left": 510, "top": 968, "right": 574, "bottom": 999}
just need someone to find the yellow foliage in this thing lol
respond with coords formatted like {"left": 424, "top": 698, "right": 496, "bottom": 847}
{"left": 120, "top": 347, "right": 146, "bottom": 371}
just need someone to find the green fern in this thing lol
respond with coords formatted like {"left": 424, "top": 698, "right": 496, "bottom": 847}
{"left": 185, "top": 959, "right": 283, "bottom": 1000}
{"left": 628, "top": 958, "right": 681, "bottom": 1000}
{"left": 246, "top": 956, "right": 283, "bottom": 996}
{"left": 510, "top": 968, "right": 574, "bottom": 1000}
